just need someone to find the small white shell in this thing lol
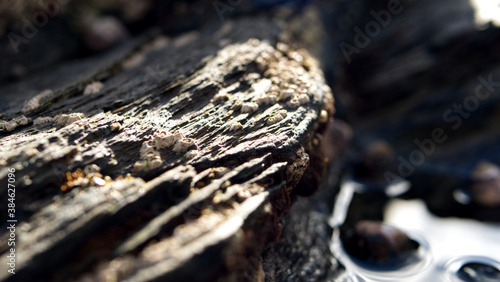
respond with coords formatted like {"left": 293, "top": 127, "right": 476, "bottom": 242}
{"left": 241, "top": 102, "right": 259, "bottom": 114}
{"left": 83, "top": 81, "right": 104, "bottom": 95}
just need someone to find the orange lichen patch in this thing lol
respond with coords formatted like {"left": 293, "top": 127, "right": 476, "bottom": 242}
{"left": 60, "top": 165, "right": 111, "bottom": 192}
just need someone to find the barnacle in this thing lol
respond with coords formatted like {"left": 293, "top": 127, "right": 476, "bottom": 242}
{"left": 110, "top": 122, "right": 122, "bottom": 131}
{"left": 266, "top": 113, "right": 284, "bottom": 125}
{"left": 140, "top": 140, "right": 157, "bottom": 159}
{"left": 231, "top": 100, "right": 243, "bottom": 110}
{"left": 211, "top": 93, "right": 230, "bottom": 104}
{"left": 287, "top": 96, "right": 301, "bottom": 108}
{"left": 33, "top": 116, "right": 54, "bottom": 125}
{"left": 185, "top": 150, "right": 198, "bottom": 160}
{"left": 278, "top": 109, "right": 288, "bottom": 118}
{"left": 21, "top": 89, "right": 53, "bottom": 112}
{"left": 54, "top": 113, "right": 85, "bottom": 126}
{"left": 5, "top": 121, "right": 18, "bottom": 132}
{"left": 173, "top": 138, "right": 196, "bottom": 153}
{"left": 254, "top": 94, "right": 273, "bottom": 106}
{"left": 154, "top": 130, "right": 184, "bottom": 149}
{"left": 298, "top": 94, "right": 310, "bottom": 105}
{"left": 83, "top": 81, "right": 104, "bottom": 95}
{"left": 148, "top": 155, "right": 163, "bottom": 169}
{"left": 279, "top": 89, "right": 294, "bottom": 101}
{"left": 241, "top": 102, "right": 259, "bottom": 114}
{"left": 13, "top": 115, "right": 29, "bottom": 125}
{"left": 229, "top": 122, "right": 243, "bottom": 131}
{"left": 1, "top": 116, "right": 30, "bottom": 131}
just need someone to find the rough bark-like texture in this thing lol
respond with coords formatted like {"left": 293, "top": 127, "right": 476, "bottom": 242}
{"left": 0, "top": 12, "right": 335, "bottom": 281}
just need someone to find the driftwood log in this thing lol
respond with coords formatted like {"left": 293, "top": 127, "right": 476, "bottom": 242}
{"left": 0, "top": 11, "right": 336, "bottom": 282}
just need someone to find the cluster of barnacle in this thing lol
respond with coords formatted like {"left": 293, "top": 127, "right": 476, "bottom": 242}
{"left": 133, "top": 130, "right": 198, "bottom": 172}
{"left": 54, "top": 113, "right": 85, "bottom": 126}
{"left": 0, "top": 115, "right": 30, "bottom": 132}
{"left": 60, "top": 164, "right": 110, "bottom": 192}
{"left": 21, "top": 89, "right": 54, "bottom": 113}
{"left": 266, "top": 110, "right": 288, "bottom": 125}
{"left": 208, "top": 40, "right": 319, "bottom": 132}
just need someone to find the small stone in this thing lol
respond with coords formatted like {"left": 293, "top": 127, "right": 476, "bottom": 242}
{"left": 471, "top": 162, "right": 500, "bottom": 207}
{"left": 354, "top": 140, "right": 396, "bottom": 183}
{"left": 341, "top": 221, "right": 419, "bottom": 267}
{"left": 84, "top": 16, "right": 129, "bottom": 52}
{"left": 457, "top": 262, "right": 500, "bottom": 281}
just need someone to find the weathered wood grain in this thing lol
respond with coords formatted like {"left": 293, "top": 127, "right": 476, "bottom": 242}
{"left": 0, "top": 13, "right": 334, "bottom": 281}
